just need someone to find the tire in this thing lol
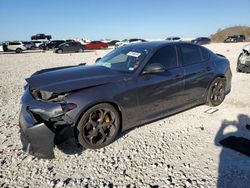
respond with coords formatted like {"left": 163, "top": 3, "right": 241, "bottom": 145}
{"left": 206, "top": 77, "right": 226, "bottom": 107}
{"left": 57, "top": 49, "right": 63, "bottom": 54}
{"left": 15, "top": 48, "right": 22, "bottom": 53}
{"left": 236, "top": 67, "right": 242, "bottom": 72}
{"left": 77, "top": 103, "right": 121, "bottom": 149}
{"left": 78, "top": 48, "right": 84, "bottom": 53}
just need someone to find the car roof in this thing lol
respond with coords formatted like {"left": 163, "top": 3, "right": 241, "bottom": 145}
{"left": 123, "top": 41, "right": 194, "bottom": 49}
{"left": 196, "top": 37, "right": 210, "bottom": 39}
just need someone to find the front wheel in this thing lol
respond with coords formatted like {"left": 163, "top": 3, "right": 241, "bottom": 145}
{"left": 206, "top": 77, "right": 226, "bottom": 106}
{"left": 77, "top": 103, "right": 121, "bottom": 149}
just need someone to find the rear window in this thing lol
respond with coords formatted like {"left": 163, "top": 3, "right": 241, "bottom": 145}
{"left": 180, "top": 44, "right": 202, "bottom": 66}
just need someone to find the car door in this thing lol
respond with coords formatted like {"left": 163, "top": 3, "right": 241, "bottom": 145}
{"left": 92, "top": 42, "right": 99, "bottom": 49}
{"left": 178, "top": 44, "right": 214, "bottom": 104}
{"left": 72, "top": 42, "right": 80, "bottom": 52}
{"left": 136, "top": 45, "right": 185, "bottom": 122}
{"left": 68, "top": 42, "right": 78, "bottom": 52}
{"left": 62, "top": 42, "right": 71, "bottom": 52}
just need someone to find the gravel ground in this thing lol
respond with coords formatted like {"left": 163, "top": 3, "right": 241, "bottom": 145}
{"left": 0, "top": 43, "right": 250, "bottom": 188}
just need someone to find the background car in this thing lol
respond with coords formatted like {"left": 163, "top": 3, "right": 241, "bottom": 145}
{"left": 191, "top": 37, "right": 211, "bottom": 45}
{"left": 22, "top": 41, "right": 36, "bottom": 49}
{"left": 31, "top": 33, "right": 52, "bottom": 40}
{"left": 0, "top": 42, "right": 3, "bottom": 52}
{"left": 40, "top": 40, "right": 65, "bottom": 50}
{"left": 101, "top": 39, "right": 112, "bottom": 44}
{"left": 115, "top": 38, "right": 147, "bottom": 48}
{"left": 108, "top": 40, "right": 120, "bottom": 46}
{"left": 54, "top": 41, "right": 85, "bottom": 53}
{"left": 84, "top": 41, "right": 108, "bottom": 50}
{"left": 224, "top": 35, "right": 246, "bottom": 43}
{"left": 5, "top": 41, "right": 27, "bottom": 53}
{"left": 237, "top": 44, "right": 250, "bottom": 73}
{"left": 165, "top": 37, "right": 181, "bottom": 42}
{"left": 32, "top": 41, "right": 46, "bottom": 48}
{"left": 19, "top": 41, "right": 231, "bottom": 158}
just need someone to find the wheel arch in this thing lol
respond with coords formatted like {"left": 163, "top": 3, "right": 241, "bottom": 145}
{"left": 204, "top": 74, "right": 226, "bottom": 102}
{"left": 16, "top": 48, "right": 22, "bottom": 53}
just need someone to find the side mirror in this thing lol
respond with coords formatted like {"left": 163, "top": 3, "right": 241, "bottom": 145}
{"left": 142, "top": 63, "right": 166, "bottom": 75}
{"left": 95, "top": 57, "right": 101, "bottom": 63}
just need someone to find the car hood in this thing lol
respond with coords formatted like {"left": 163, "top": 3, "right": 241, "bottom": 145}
{"left": 26, "top": 65, "right": 125, "bottom": 93}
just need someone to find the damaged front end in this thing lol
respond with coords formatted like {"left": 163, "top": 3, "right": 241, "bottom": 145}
{"left": 237, "top": 44, "right": 250, "bottom": 73}
{"left": 19, "top": 88, "right": 77, "bottom": 159}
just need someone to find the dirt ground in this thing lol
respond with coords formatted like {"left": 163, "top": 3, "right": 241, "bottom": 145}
{"left": 0, "top": 43, "right": 250, "bottom": 187}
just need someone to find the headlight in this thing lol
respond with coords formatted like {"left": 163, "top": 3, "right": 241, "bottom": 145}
{"left": 239, "top": 55, "right": 247, "bottom": 65}
{"left": 40, "top": 90, "right": 54, "bottom": 100}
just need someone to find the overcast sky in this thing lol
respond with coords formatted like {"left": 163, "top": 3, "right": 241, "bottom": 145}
{"left": 0, "top": 0, "right": 249, "bottom": 41}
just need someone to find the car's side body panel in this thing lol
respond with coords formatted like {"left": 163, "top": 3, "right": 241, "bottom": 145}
{"left": 19, "top": 41, "right": 232, "bottom": 158}
{"left": 65, "top": 77, "right": 140, "bottom": 131}
{"left": 85, "top": 42, "right": 108, "bottom": 50}
{"left": 177, "top": 45, "right": 215, "bottom": 104}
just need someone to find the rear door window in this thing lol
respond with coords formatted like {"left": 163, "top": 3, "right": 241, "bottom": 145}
{"left": 180, "top": 44, "right": 202, "bottom": 66}
{"left": 9, "top": 42, "right": 20, "bottom": 45}
{"left": 200, "top": 47, "right": 210, "bottom": 61}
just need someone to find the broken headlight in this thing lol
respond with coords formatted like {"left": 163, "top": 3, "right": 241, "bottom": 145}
{"left": 30, "top": 88, "right": 69, "bottom": 102}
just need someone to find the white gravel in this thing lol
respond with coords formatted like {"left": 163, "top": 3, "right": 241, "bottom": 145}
{"left": 0, "top": 44, "right": 250, "bottom": 188}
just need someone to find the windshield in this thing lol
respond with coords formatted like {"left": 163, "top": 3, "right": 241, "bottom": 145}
{"left": 95, "top": 47, "right": 150, "bottom": 72}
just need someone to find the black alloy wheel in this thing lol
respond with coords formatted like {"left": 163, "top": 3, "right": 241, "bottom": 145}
{"left": 207, "top": 77, "right": 226, "bottom": 106}
{"left": 77, "top": 103, "right": 120, "bottom": 149}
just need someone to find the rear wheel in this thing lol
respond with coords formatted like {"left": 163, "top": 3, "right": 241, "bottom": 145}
{"left": 78, "top": 48, "right": 84, "bottom": 53}
{"left": 77, "top": 103, "right": 121, "bottom": 149}
{"left": 16, "top": 48, "right": 22, "bottom": 53}
{"left": 206, "top": 77, "right": 226, "bottom": 106}
{"left": 57, "top": 49, "right": 63, "bottom": 54}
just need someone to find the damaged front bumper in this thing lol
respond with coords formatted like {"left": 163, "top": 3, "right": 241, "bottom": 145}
{"left": 237, "top": 63, "right": 250, "bottom": 73}
{"left": 19, "top": 89, "right": 75, "bottom": 159}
